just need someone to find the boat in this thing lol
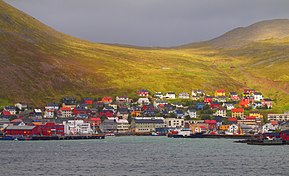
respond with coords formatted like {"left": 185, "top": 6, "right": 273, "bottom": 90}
{"left": 0, "top": 135, "right": 16, "bottom": 140}
{"left": 167, "top": 129, "right": 204, "bottom": 138}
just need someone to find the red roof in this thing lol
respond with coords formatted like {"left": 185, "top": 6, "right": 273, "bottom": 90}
{"left": 2, "top": 111, "right": 11, "bottom": 116}
{"left": 61, "top": 107, "right": 71, "bottom": 111}
{"left": 89, "top": 117, "right": 101, "bottom": 121}
{"left": 11, "top": 118, "right": 23, "bottom": 123}
{"left": 245, "top": 116, "right": 256, "bottom": 120}
{"left": 228, "top": 117, "right": 237, "bottom": 122}
{"left": 270, "top": 121, "right": 278, "bottom": 125}
{"left": 204, "top": 120, "right": 217, "bottom": 124}
{"left": 216, "top": 89, "right": 225, "bottom": 93}
{"left": 232, "top": 108, "right": 244, "bottom": 113}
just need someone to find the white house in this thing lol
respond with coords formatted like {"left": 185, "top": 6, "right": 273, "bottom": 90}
{"left": 262, "top": 123, "right": 278, "bottom": 133}
{"left": 226, "top": 124, "right": 239, "bottom": 134}
{"left": 164, "top": 118, "right": 184, "bottom": 128}
{"left": 223, "top": 103, "right": 234, "bottom": 110}
{"left": 187, "top": 109, "right": 197, "bottom": 118}
{"left": 116, "top": 119, "right": 130, "bottom": 133}
{"left": 214, "top": 108, "right": 227, "bottom": 117}
{"left": 154, "top": 92, "right": 164, "bottom": 99}
{"left": 178, "top": 92, "right": 190, "bottom": 99}
{"left": 63, "top": 120, "right": 93, "bottom": 135}
{"left": 192, "top": 90, "right": 204, "bottom": 96}
{"left": 253, "top": 92, "right": 263, "bottom": 102}
{"left": 165, "top": 92, "right": 176, "bottom": 99}
{"left": 153, "top": 100, "right": 168, "bottom": 108}
{"left": 14, "top": 103, "right": 28, "bottom": 111}
{"left": 116, "top": 96, "right": 130, "bottom": 103}
{"left": 45, "top": 103, "right": 59, "bottom": 111}
{"left": 44, "top": 109, "right": 55, "bottom": 118}
{"left": 137, "top": 98, "right": 150, "bottom": 105}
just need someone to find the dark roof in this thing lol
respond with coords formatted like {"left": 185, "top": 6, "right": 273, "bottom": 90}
{"left": 133, "top": 118, "right": 164, "bottom": 124}
{"left": 46, "top": 103, "right": 59, "bottom": 106}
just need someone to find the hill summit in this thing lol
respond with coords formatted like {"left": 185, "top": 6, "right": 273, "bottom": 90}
{"left": 207, "top": 19, "right": 289, "bottom": 48}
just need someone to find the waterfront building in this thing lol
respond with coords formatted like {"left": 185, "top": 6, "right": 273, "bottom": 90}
{"left": 99, "top": 119, "right": 117, "bottom": 133}
{"left": 164, "top": 118, "right": 184, "bottom": 128}
{"left": 64, "top": 120, "right": 93, "bottom": 135}
{"left": 131, "top": 117, "right": 165, "bottom": 133}
{"left": 116, "top": 119, "right": 130, "bottom": 133}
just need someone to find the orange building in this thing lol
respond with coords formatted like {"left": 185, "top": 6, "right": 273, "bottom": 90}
{"left": 102, "top": 96, "right": 113, "bottom": 104}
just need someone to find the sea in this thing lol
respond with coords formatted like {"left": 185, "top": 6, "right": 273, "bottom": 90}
{"left": 0, "top": 136, "right": 288, "bottom": 176}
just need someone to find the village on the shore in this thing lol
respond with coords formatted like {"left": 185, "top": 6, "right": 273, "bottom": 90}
{"left": 1, "top": 88, "right": 289, "bottom": 139}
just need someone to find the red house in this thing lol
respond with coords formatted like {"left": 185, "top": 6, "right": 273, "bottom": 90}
{"left": 239, "top": 98, "right": 251, "bottom": 108}
{"left": 210, "top": 103, "right": 220, "bottom": 109}
{"left": 73, "top": 107, "right": 90, "bottom": 116}
{"left": 137, "top": 89, "right": 149, "bottom": 97}
{"left": 37, "top": 122, "right": 64, "bottom": 136}
{"left": 228, "top": 117, "right": 238, "bottom": 124}
{"left": 204, "top": 96, "right": 213, "bottom": 104}
{"left": 261, "top": 98, "right": 273, "bottom": 108}
{"left": 204, "top": 120, "right": 217, "bottom": 130}
{"left": 141, "top": 105, "right": 155, "bottom": 111}
{"left": 244, "top": 88, "right": 255, "bottom": 95}
{"left": 99, "top": 110, "right": 114, "bottom": 118}
{"left": 2, "top": 110, "right": 11, "bottom": 117}
{"left": 245, "top": 116, "right": 257, "bottom": 120}
{"left": 4, "top": 126, "right": 39, "bottom": 136}
{"left": 280, "top": 130, "right": 289, "bottom": 141}
{"left": 83, "top": 98, "right": 93, "bottom": 105}
{"left": 230, "top": 92, "right": 240, "bottom": 101}
{"left": 86, "top": 117, "right": 101, "bottom": 128}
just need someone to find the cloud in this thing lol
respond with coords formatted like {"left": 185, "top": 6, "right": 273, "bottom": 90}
{"left": 5, "top": 0, "right": 289, "bottom": 46}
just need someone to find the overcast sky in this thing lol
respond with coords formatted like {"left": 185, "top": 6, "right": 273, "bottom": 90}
{"left": 5, "top": 0, "right": 289, "bottom": 47}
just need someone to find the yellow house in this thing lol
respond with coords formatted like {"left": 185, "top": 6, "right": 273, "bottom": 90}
{"left": 215, "top": 89, "right": 225, "bottom": 97}
{"left": 131, "top": 111, "right": 141, "bottom": 117}
{"left": 249, "top": 111, "right": 263, "bottom": 118}
{"left": 218, "top": 125, "right": 230, "bottom": 131}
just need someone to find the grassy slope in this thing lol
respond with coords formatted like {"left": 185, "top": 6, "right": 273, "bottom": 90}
{"left": 0, "top": 1, "right": 289, "bottom": 112}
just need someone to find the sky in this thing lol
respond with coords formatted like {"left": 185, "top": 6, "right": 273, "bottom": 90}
{"left": 5, "top": 0, "right": 289, "bottom": 47}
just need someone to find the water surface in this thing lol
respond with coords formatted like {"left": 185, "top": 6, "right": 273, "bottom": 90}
{"left": 0, "top": 137, "right": 288, "bottom": 176}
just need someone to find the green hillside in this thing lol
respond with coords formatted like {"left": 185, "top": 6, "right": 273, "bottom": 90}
{"left": 0, "top": 1, "right": 289, "bottom": 112}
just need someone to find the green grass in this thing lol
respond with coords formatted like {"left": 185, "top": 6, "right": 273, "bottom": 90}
{"left": 0, "top": 1, "right": 289, "bottom": 112}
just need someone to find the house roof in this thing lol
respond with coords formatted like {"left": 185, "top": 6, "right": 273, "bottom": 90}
{"left": 11, "top": 119, "right": 23, "bottom": 123}
{"left": 61, "top": 107, "right": 72, "bottom": 111}
{"left": 2, "top": 111, "right": 11, "bottom": 116}
{"left": 228, "top": 117, "right": 238, "bottom": 122}
{"left": 232, "top": 108, "right": 244, "bottom": 113}
{"left": 89, "top": 117, "right": 101, "bottom": 121}
{"left": 133, "top": 118, "right": 164, "bottom": 124}
{"left": 216, "top": 89, "right": 225, "bottom": 93}
{"left": 6, "top": 126, "right": 36, "bottom": 130}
